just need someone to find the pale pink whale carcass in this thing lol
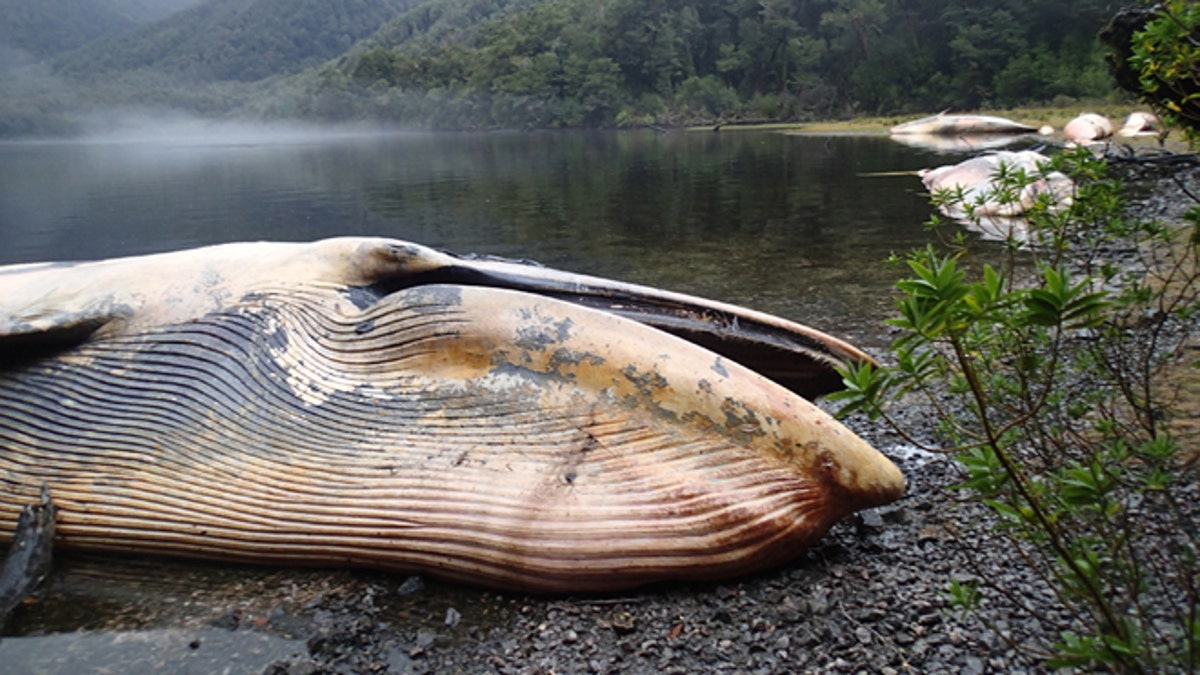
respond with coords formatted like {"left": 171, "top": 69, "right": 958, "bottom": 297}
{"left": 1063, "top": 113, "right": 1114, "bottom": 146}
{"left": 890, "top": 113, "right": 1038, "bottom": 136}
{"left": 1117, "top": 111, "right": 1160, "bottom": 137}
{"left": 918, "top": 151, "right": 1075, "bottom": 242}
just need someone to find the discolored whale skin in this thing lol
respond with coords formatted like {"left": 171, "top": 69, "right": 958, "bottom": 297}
{"left": 0, "top": 238, "right": 904, "bottom": 592}
{"left": 1117, "top": 111, "right": 1159, "bottom": 137}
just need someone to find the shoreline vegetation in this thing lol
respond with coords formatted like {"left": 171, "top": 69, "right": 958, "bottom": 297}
{"left": 1, "top": 103, "right": 1171, "bottom": 143}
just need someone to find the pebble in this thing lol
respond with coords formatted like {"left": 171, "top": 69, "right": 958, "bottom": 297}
{"left": 395, "top": 576, "right": 425, "bottom": 596}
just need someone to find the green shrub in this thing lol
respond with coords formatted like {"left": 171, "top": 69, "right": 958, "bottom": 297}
{"left": 832, "top": 148, "right": 1200, "bottom": 672}
{"left": 1127, "top": 0, "right": 1200, "bottom": 147}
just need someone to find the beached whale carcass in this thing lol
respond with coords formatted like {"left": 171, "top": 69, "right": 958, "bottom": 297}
{"left": 920, "top": 150, "right": 1074, "bottom": 217}
{"left": 1117, "top": 111, "right": 1160, "bottom": 137}
{"left": 0, "top": 238, "right": 905, "bottom": 593}
{"left": 1063, "top": 112, "right": 1114, "bottom": 145}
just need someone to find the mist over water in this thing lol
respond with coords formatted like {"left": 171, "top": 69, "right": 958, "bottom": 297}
{"left": 0, "top": 127, "right": 968, "bottom": 345}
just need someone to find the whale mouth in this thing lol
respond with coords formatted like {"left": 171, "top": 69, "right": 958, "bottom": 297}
{"left": 1, "top": 239, "right": 869, "bottom": 401}
{"left": 340, "top": 241, "right": 874, "bottom": 401}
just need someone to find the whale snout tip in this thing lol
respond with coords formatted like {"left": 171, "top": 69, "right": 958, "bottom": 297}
{"left": 865, "top": 457, "right": 908, "bottom": 506}
{"left": 817, "top": 439, "right": 908, "bottom": 514}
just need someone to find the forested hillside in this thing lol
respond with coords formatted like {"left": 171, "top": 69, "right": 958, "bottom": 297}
{"left": 341, "top": 0, "right": 540, "bottom": 58}
{"left": 0, "top": 0, "right": 1138, "bottom": 136}
{"left": 0, "top": 0, "right": 201, "bottom": 59}
{"left": 102, "top": 0, "right": 206, "bottom": 24}
{"left": 289, "top": 0, "right": 1122, "bottom": 128}
{"left": 55, "top": 0, "right": 417, "bottom": 82}
{"left": 0, "top": 0, "right": 136, "bottom": 58}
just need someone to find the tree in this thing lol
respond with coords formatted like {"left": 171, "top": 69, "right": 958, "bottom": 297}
{"left": 1103, "top": 0, "right": 1200, "bottom": 147}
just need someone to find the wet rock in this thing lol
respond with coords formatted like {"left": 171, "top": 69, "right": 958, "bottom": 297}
{"left": 808, "top": 589, "right": 832, "bottom": 615}
{"left": 207, "top": 611, "right": 242, "bottom": 632}
{"left": 382, "top": 645, "right": 413, "bottom": 673}
{"left": 855, "top": 510, "right": 885, "bottom": 533}
{"left": 611, "top": 611, "right": 637, "bottom": 635}
{"left": 410, "top": 628, "right": 437, "bottom": 656}
{"left": 395, "top": 576, "right": 425, "bottom": 596}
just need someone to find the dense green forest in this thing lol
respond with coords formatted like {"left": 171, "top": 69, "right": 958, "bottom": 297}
{"left": 54, "top": 0, "right": 416, "bottom": 82}
{"left": 302, "top": 0, "right": 1123, "bottom": 128}
{"left": 0, "top": 0, "right": 1149, "bottom": 136}
{"left": 0, "top": 0, "right": 200, "bottom": 58}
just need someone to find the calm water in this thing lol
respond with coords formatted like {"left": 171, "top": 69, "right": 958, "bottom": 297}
{"left": 0, "top": 127, "right": 970, "bottom": 348}
{"left": 0, "top": 127, "right": 997, "bottom": 667}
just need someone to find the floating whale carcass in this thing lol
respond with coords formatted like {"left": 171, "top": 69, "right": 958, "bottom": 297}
{"left": 918, "top": 151, "right": 1075, "bottom": 242}
{"left": 0, "top": 238, "right": 905, "bottom": 593}
{"left": 890, "top": 113, "right": 1038, "bottom": 137}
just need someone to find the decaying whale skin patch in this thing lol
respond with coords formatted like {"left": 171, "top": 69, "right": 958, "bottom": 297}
{"left": 0, "top": 239, "right": 904, "bottom": 592}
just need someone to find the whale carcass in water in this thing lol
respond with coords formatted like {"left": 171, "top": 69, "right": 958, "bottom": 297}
{"left": 0, "top": 238, "right": 904, "bottom": 593}
{"left": 889, "top": 132, "right": 1032, "bottom": 154}
{"left": 918, "top": 151, "right": 1075, "bottom": 242}
{"left": 890, "top": 113, "right": 1037, "bottom": 136}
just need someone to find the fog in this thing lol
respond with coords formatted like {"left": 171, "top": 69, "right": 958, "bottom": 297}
{"left": 0, "top": 45, "right": 74, "bottom": 106}
{"left": 67, "top": 110, "right": 418, "bottom": 147}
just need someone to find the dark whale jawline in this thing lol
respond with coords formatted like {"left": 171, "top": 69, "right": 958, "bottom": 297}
{"left": 349, "top": 255, "right": 860, "bottom": 400}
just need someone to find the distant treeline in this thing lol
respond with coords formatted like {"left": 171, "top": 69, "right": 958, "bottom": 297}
{"left": 289, "top": 0, "right": 1123, "bottom": 129}
{"left": 0, "top": 0, "right": 1132, "bottom": 135}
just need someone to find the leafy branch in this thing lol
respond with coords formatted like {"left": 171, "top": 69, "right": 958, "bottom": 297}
{"left": 834, "top": 147, "right": 1200, "bottom": 672}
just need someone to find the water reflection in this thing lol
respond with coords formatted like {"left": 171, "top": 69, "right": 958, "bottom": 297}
{"left": 1, "top": 129, "right": 953, "bottom": 347}
{"left": 888, "top": 132, "right": 1037, "bottom": 154}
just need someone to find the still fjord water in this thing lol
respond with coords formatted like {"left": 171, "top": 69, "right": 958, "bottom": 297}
{"left": 1, "top": 129, "right": 964, "bottom": 349}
